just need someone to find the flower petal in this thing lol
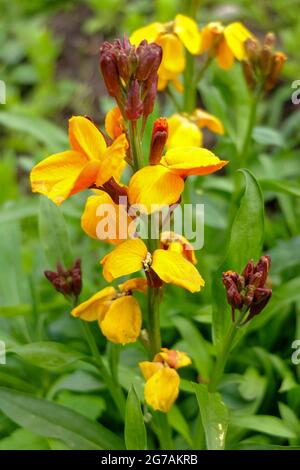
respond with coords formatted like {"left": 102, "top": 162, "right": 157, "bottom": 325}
{"left": 193, "top": 109, "right": 224, "bottom": 135}
{"left": 156, "top": 33, "right": 185, "bottom": 75}
{"left": 81, "top": 191, "right": 133, "bottom": 244}
{"left": 119, "top": 277, "right": 148, "bottom": 294}
{"left": 69, "top": 116, "right": 107, "bottom": 160}
{"left": 217, "top": 38, "right": 234, "bottom": 69}
{"left": 130, "top": 22, "right": 164, "bottom": 45}
{"left": 71, "top": 286, "right": 116, "bottom": 321}
{"left": 161, "top": 231, "right": 197, "bottom": 265}
{"left": 154, "top": 348, "right": 192, "bottom": 369}
{"left": 105, "top": 106, "right": 125, "bottom": 140}
{"left": 161, "top": 147, "right": 228, "bottom": 177}
{"left": 139, "top": 361, "right": 164, "bottom": 380}
{"left": 151, "top": 249, "right": 205, "bottom": 292}
{"left": 128, "top": 165, "right": 184, "bottom": 214}
{"left": 101, "top": 239, "right": 148, "bottom": 282}
{"left": 224, "top": 22, "right": 253, "bottom": 60}
{"left": 30, "top": 150, "right": 99, "bottom": 205}
{"left": 99, "top": 295, "right": 142, "bottom": 345}
{"left": 173, "top": 14, "right": 201, "bottom": 54}
{"left": 144, "top": 367, "right": 180, "bottom": 412}
{"left": 167, "top": 114, "right": 202, "bottom": 149}
{"left": 96, "top": 133, "right": 128, "bottom": 186}
{"left": 199, "top": 22, "right": 224, "bottom": 53}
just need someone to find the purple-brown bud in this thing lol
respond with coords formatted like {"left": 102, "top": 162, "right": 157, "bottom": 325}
{"left": 99, "top": 44, "right": 121, "bottom": 99}
{"left": 44, "top": 259, "right": 82, "bottom": 301}
{"left": 136, "top": 41, "right": 162, "bottom": 81}
{"left": 142, "top": 75, "right": 158, "bottom": 118}
{"left": 125, "top": 79, "right": 143, "bottom": 120}
{"left": 149, "top": 118, "right": 168, "bottom": 165}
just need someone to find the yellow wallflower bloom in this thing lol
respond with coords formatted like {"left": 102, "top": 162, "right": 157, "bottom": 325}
{"left": 72, "top": 278, "right": 146, "bottom": 344}
{"left": 161, "top": 231, "right": 197, "bottom": 265}
{"left": 139, "top": 348, "right": 191, "bottom": 412}
{"left": 100, "top": 238, "right": 204, "bottom": 293}
{"left": 199, "top": 21, "right": 253, "bottom": 69}
{"left": 167, "top": 110, "right": 224, "bottom": 149}
{"left": 128, "top": 147, "right": 228, "bottom": 212}
{"left": 81, "top": 189, "right": 134, "bottom": 244}
{"left": 130, "top": 14, "right": 201, "bottom": 90}
{"left": 105, "top": 106, "right": 126, "bottom": 140}
{"left": 30, "top": 116, "right": 128, "bottom": 206}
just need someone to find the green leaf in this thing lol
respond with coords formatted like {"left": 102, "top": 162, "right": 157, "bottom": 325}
{"left": 252, "top": 126, "right": 285, "bottom": 147}
{"left": 38, "top": 197, "right": 73, "bottom": 269}
{"left": 231, "top": 415, "right": 297, "bottom": 439}
{"left": 212, "top": 169, "right": 264, "bottom": 347}
{"left": 0, "top": 111, "right": 68, "bottom": 152}
{"left": 0, "top": 388, "right": 124, "bottom": 450}
{"left": 0, "top": 428, "right": 50, "bottom": 450}
{"left": 10, "top": 342, "right": 84, "bottom": 370}
{"left": 0, "top": 303, "right": 32, "bottom": 317}
{"left": 260, "top": 179, "right": 300, "bottom": 198}
{"left": 168, "top": 405, "right": 193, "bottom": 448}
{"left": 125, "top": 385, "right": 147, "bottom": 450}
{"left": 193, "top": 383, "right": 229, "bottom": 450}
{"left": 172, "top": 316, "right": 213, "bottom": 380}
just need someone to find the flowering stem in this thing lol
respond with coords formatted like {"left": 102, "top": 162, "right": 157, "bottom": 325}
{"left": 147, "top": 287, "right": 162, "bottom": 358}
{"left": 208, "top": 309, "right": 246, "bottom": 392}
{"left": 81, "top": 321, "right": 126, "bottom": 418}
{"left": 129, "top": 120, "right": 144, "bottom": 171}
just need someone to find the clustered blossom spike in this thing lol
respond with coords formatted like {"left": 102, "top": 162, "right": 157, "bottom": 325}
{"left": 99, "top": 36, "right": 162, "bottom": 121}
{"left": 222, "top": 256, "right": 272, "bottom": 324}
{"left": 243, "top": 33, "right": 286, "bottom": 91}
{"left": 44, "top": 259, "right": 82, "bottom": 301}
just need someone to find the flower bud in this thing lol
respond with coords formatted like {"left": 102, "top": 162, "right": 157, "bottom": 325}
{"left": 253, "top": 255, "right": 271, "bottom": 287}
{"left": 265, "top": 52, "right": 286, "bottom": 91}
{"left": 245, "top": 287, "right": 272, "bottom": 323}
{"left": 44, "top": 259, "right": 82, "bottom": 301}
{"left": 99, "top": 44, "right": 121, "bottom": 99}
{"left": 149, "top": 118, "right": 168, "bottom": 165}
{"left": 136, "top": 41, "right": 162, "bottom": 81}
{"left": 142, "top": 75, "right": 158, "bottom": 118}
{"left": 124, "top": 79, "right": 143, "bottom": 120}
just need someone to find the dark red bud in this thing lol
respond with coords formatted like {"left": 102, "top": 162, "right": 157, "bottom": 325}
{"left": 242, "top": 259, "right": 254, "bottom": 283}
{"left": 101, "top": 177, "right": 128, "bottom": 205}
{"left": 136, "top": 42, "right": 162, "bottom": 81}
{"left": 124, "top": 79, "right": 143, "bottom": 120}
{"left": 244, "top": 287, "right": 272, "bottom": 323}
{"left": 149, "top": 118, "right": 168, "bottom": 165}
{"left": 99, "top": 44, "right": 121, "bottom": 98}
{"left": 142, "top": 75, "right": 158, "bottom": 118}
{"left": 254, "top": 255, "right": 271, "bottom": 287}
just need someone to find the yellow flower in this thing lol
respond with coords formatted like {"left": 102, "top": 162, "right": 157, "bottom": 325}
{"left": 139, "top": 348, "right": 191, "bottom": 412}
{"left": 130, "top": 15, "right": 201, "bottom": 91}
{"left": 81, "top": 189, "right": 135, "bottom": 244}
{"left": 100, "top": 238, "right": 204, "bottom": 293}
{"left": 30, "top": 116, "right": 128, "bottom": 206}
{"left": 105, "top": 106, "right": 126, "bottom": 140}
{"left": 167, "top": 110, "right": 224, "bottom": 149}
{"left": 161, "top": 231, "right": 197, "bottom": 265}
{"left": 128, "top": 147, "right": 228, "bottom": 212}
{"left": 199, "top": 21, "right": 253, "bottom": 69}
{"left": 71, "top": 278, "right": 147, "bottom": 344}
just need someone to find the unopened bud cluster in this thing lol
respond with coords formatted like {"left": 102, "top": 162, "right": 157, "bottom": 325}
{"left": 242, "top": 33, "right": 286, "bottom": 92}
{"left": 44, "top": 259, "right": 82, "bottom": 301}
{"left": 222, "top": 256, "right": 272, "bottom": 324}
{"left": 99, "top": 36, "right": 162, "bottom": 121}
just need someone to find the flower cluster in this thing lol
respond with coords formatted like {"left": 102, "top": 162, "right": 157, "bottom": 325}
{"left": 222, "top": 256, "right": 272, "bottom": 324}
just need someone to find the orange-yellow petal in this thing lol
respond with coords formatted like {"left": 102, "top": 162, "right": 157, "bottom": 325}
{"left": 167, "top": 114, "right": 202, "bottom": 149}
{"left": 156, "top": 33, "right": 185, "bottom": 75}
{"left": 161, "top": 231, "right": 197, "bottom": 265}
{"left": 71, "top": 286, "right": 116, "bottom": 322}
{"left": 161, "top": 147, "right": 228, "bottom": 177}
{"left": 192, "top": 109, "right": 224, "bottom": 135}
{"left": 69, "top": 116, "right": 107, "bottom": 160}
{"left": 199, "top": 22, "right": 224, "bottom": 54}
{"left": 119, "top": 277, "right": 148, "bottom": 294}
{"left": 101, "top": 238, "right": 148, "bottom": 282}
{"left": 105, "top": 106, "right": 125, "bottom": 140}
{"left": 130, "top": 22, "right": 164, "bottom": 45}
{"left": 154, "top": 348, "right": 192, "bottom": 369}
{"left": 224, "top": 22, "right": 253, "bottom": 60}
{"left": 151, "top": 249, "right": 205, "bottom": 293}
{"left": 217, "top": 38, "right": 234, "bottom": 69}
{"left": 128, "top": 165, "right": 184, "bottom": 214}
{"left": 81, "top": 191, "right": 133, "bottom": 244}
{"left": 139, "top": 361, "right": 164, "bottom": 381}
{"left": 99, "top": 295, "right": 142, "bottom": 345}
{"left": 96, "top": 133, "right": 128, "bottom": 186}
{"left": 144, "top": 367, "right": 180, "bottom": 412}
{"left": 30, "top": 150, "right": 99, "bottom": 206}
{"left": 173, "top": 14, "right": 201, "bottom": 54}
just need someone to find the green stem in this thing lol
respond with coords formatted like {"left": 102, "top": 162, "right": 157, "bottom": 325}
{"left": 183, "top": 51, "right": 196, "bottom": 113}
{"left": 129, "top": 120, "right": 144, "bottom": 170}
{"left": 209, "top": 310, "right": 246, "bottom": 392}
{"left": 147, "top": 287, "right": 162, "bottom": 357}
{"left": 81, "top": 321, "right": 126, "bottom": 418}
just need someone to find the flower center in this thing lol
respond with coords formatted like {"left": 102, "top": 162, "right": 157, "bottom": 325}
{"left": 142, "top": 252, "right": 153, "bottom": 272}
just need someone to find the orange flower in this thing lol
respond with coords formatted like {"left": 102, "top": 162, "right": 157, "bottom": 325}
{"left": 30, "top": 116, "right": 128, "bottom": 205}
{"left": 72, "top": 278, "right": 147, "bottom": 344}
